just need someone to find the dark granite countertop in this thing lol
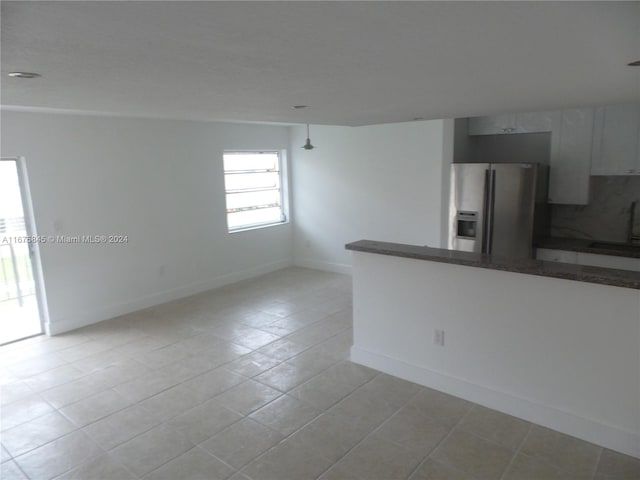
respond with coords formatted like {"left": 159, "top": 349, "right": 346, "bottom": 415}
{"left": 536, "top": 237, "right": 640, "bottom": 259}
{"left": 345, "top": 240, "right": 640, "bottom": 290}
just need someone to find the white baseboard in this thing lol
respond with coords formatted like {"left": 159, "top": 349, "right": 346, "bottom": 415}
{"left": 351, "top": 345, "right": 640, "bottom": 459}
{"left": 47, "top": 258, "right": 293, "bottom": 335}
{"left": 294, "top": 258, "right": 352, "bottom": 275}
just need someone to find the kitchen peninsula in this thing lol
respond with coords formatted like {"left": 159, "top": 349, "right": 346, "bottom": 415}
{"left": 346, "top": 240, "right": 640, "bottom": 458}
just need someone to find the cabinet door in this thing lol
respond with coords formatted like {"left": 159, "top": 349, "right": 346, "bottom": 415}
{"left": 591, "top": 104, "right": 640, "bottom": 175}
{"left": 590, "top": 107, "right": 607, "bottom": 175}
{"left": 536, "top": 248, "right": 578, "bottom": 263}
{"left": 636, "top": 108, "right": 640, "bottom": 174}
{"left": 548, "top": 108, "right": 594, "bottom": 205}
{"left": 516, "top": 111, "right": 559, "bottom": 133}
{"left": 468, "top": 114, "right": 517, "bottom": 135}
{"left": 576, "top": 252, "right": 640, "bottom": 272}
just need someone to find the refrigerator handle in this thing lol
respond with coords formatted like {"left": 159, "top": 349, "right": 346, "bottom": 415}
{"left": 486, "top": 169, "right": 496, "bottom": 254}
{"left": 487, "top": 170, "right": 496, "bottom": 253}
{"left": 482, "top": 169, "right": 491, "bottom": 253}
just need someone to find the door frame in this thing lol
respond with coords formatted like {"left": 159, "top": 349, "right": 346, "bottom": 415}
{"left": 1, "top": 156, "right": 50, "bottom": 339}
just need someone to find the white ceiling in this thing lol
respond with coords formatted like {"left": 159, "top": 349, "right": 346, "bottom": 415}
{"left": 2, "top": 1, "right": 639, "bottom": 126}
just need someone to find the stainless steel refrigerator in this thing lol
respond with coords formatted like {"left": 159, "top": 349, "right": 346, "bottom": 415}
{"left": 448, "top": 163, "right": 549, "bottom": 258}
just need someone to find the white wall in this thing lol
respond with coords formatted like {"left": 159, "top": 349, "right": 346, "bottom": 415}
{"left": 290, "top": 120, "right": 453, "bottom": 273}
{"left": 1, "top": 112, "right": 455, "bottom": 334}
{"left": 351, "top": 251, "right": 640, "bottom": 458}
{"left": 1, "top": 110, "right": 293, "bottom": 334}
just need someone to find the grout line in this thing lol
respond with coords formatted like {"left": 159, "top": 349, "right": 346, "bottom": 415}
{"left": 497, "top": 422, "right": 533, "bottom": 480}
{"left": 407, "top": 402, "right": 477, "bottom": 479}
{"left": 197, "top": 445, "right": 239, "bottom": 478}
{"left": 591, "top": 446, "right": 604, "bottom": 480}
{"left": 12, "top": 429, "right": 108, "bottom": 479}
{"left": 141, "top": 444, "right": 238, "bottom": 480}
{"left": 8, "top": 457, "right": 32, "bottom": 480}
{"left": 279, "top": 374, "right": 391, "bottom": 480}
{"left": 502, "top": 425, "right": 606, "bottom": 479}
{"left": 313, "top": 375, "right": 424, "bottom": 479}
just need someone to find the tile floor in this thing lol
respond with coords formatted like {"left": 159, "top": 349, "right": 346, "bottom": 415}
{"left": 1, "top": 267, "right": 639, "bottom": 480}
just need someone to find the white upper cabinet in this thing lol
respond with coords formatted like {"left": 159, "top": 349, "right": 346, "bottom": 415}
{"left": 468, "top": 111, "right": 559, "bottom": 135}
{"left": 467, "top": 114, "right": 518, "bottom": 135}
{"left": 548, "top": 108, "right": 594, "bottom": 205}
{"left": 467, "top": 108, "right": 594, "bottom": 205}
{"left": 590, "top": 104, "right": 640, "bottom": 175}
{"left": 516, "top": 111, "right": 560, "bottom": 133}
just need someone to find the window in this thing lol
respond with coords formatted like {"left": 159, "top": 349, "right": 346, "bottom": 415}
{"left": 223, "top": 151, "right": 286, "bottom": 232}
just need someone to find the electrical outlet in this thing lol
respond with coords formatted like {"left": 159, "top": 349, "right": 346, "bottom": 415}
{"left": 433, "top": 329, "right": 445, "bottom": 346}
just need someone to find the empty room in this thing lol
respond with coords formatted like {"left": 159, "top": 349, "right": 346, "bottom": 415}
{"left": 1, "top": 1, "right": 639, "bottom": 479}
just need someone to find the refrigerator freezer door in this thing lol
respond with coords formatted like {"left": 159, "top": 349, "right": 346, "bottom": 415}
{"left": 449, "top": 164, "right": 489, "bottom": 253}
{"left": 489, "top": 164, "right": 537, "bottom": 258}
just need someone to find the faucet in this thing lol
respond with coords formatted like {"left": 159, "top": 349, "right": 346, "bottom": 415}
{"left": 629, "top": 201, "right": 640, "bottom": 245}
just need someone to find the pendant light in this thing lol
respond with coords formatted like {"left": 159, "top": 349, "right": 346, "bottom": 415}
{"left": 301, "top": 124, "right": 315, "bottom": 150}
{"left": 7, "top": 72, "right": 42, "bottom": 79}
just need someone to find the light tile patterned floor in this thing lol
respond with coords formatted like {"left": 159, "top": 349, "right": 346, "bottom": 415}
{"left": 1, "top": 267, "right": 639, "bottom": 480}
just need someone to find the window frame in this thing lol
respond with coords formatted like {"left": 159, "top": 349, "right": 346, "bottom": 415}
{"left": 222, "top": 149, "right": 288, "bottom": 233}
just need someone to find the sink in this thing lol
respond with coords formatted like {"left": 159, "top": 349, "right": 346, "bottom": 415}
{"left": 588, "top": 241, "right": 640, "bottom": 253}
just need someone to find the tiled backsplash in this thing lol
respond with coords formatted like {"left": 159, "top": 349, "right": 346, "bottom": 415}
{"left": 551, "top": 176, "right": 640, "bottom": 242}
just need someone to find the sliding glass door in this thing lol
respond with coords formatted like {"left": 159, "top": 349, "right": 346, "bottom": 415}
{"left": 0, "top": 158, "right": 44, "bottom": 344}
